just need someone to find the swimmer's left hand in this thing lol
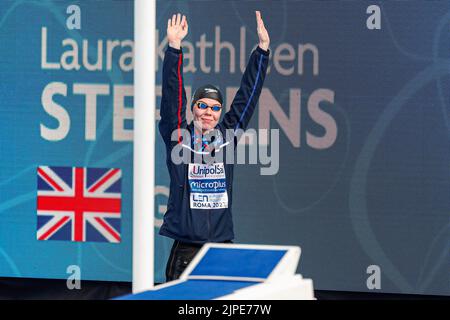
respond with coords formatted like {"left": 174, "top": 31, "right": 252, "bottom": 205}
{"left": 256, "top": 11, "right": 270, "bottom": 51}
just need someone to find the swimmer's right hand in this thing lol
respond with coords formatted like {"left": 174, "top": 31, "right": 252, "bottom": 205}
{"left": 167, "top": 13, "right": 188, "bottom": 50}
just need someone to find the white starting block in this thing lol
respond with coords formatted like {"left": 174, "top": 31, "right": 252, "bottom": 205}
{"left": 118, "top": 243, "right": 315, "bottom": 300}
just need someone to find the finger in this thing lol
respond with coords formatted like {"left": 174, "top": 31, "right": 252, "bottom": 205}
{"left": 258, "top": 21, "right": 263, "bottom": 31}
{"left": 172, "top": 14, "right": 176, "bottom": 26}
{"left": 257, "top": 22, "right": 264, "bottom": 33}
{"left": 256, "top": 11, "right": 261, "bottom": 23}
{"left": 176, "top": 13, "right": 181, "bottom": 26}
{"left": 168, "top": 18, "right": 171, "bottom": 28}
{"left": 259, "top": 16, "right": 267, "bottom": 31}
{"left": 260, "top": 19, "right": 266, "bottom": 30}
{"left": 181, "top": 15, "right": 186, "bottom": 27}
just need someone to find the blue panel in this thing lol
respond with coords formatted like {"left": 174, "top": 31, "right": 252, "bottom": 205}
{"left": 48, "top": 221, "right": 72, "bottom": 241}
{"left": 36, "top": 215, "right": 52, "bottom": 230}
{"left": 117, "top": 280, "right": 256, "bottom": 300}
{"left": 190, "top": 248, "right": 287, "bottom": 279}
{"left": 0, "top": 0, "right": 134, "bottom": 281}
{"left": 104, "top": 218, "right": 121, "bottom": 233}
{"left": 37, "top": 176, "right": 53, "bottom": 191}
{"left": 86, "top": 221, "right": 107, "bottom": 243}
{"left": 50, "top": 166, "right": 73, "bottom": 187}
{"left": 86, "top": 168, "right": 109, "bottom": 189}
{"left": 105, "top": 179, "right": 121, "bottom": 193}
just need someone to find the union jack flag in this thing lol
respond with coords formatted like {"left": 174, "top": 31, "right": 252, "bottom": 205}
{"left": 37, "top": 166, "right": 122, "bottom": 243}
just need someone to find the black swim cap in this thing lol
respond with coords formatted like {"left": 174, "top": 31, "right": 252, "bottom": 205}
{"left": 191, "top": 84, "right": 223, "bottom": 109}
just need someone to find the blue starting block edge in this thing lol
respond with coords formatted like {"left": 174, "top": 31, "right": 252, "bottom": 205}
{"left": 187, "top": 247, "right": 288, "bottom": 279}
{"left": 116, "top": 244, "right": 302, "bottom": 300}
{"left": 117, "top": 279, "right": 258, "bottom": 300}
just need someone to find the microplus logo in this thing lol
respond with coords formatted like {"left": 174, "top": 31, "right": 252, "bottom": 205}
{"left": 190, "top": 180, "right": 226, "bottom": 190}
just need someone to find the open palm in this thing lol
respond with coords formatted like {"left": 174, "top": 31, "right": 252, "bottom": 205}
{"left": 256, "top": 11, "right": 270, "bottom": 51}
{"left": 167, "top": 13, "right": 188, "bottom": 49}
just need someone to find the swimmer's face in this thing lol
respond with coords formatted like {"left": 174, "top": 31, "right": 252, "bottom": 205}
{"left": 193, "top": 98, "right": 222, "bottom": 132}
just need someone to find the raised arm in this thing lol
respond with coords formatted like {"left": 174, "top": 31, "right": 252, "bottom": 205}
{"left": 221, "top": 11, "right": 270, "bottom": 132}
{"left": 159, "top": 14, "right": 189, "bottom": 144}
